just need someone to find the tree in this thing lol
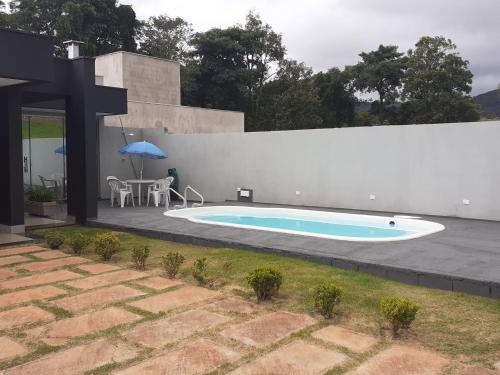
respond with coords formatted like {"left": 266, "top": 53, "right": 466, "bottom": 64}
{"left": 313, "top": 68, "right": 357, "bottom": 127}
{"left": 0, "top": 1, "right": 10, "bottom": 27}
{"left": 351, "top": 45, "right": 407, "bottom": 110}
{"left": 139, "top": 15, "right": 193, "bottom": 62}
{"left": 240, "top": 12, "right": 285, "bottom": 121}
{"left": 254, "top": 60, "right": 323, "bottom": 131}
{"left": 186, "top": 27, "right": 247, "bottom": 111}
{"left": 402, "top": 36, "right": 479, "bottom": 123}
{"left": 9, "top": 0, "right": 140, "bottom": 56}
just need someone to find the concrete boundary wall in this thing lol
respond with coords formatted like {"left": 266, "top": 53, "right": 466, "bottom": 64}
{"left": 99, "top": 121, "right": 500, "bottom": 221}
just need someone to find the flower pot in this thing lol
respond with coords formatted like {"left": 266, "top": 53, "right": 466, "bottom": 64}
{"left": 25, "top": 201, "right": 57, "bottom": 217}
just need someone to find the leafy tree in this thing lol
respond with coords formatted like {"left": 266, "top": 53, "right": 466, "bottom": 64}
{"left": 186, "top": 27, "right": 247, "bottom": 111}
{"left": 350, "top": 45, "right": 407, "bottom": 110}
{"left": 402, "top": 36, "right": 479, "bottom": 123}
{"left": 241, "top": 12, "right": 285, "bottom": 120}
{"left": 0, "top": 1, "right": 9, "bottom": 26}
{"left": 254, "top": 60, "right": 322, "bottom": 131}
{"left": 9, "top": 0, "right": 139, "bottom": 56}
{"left": 313, "top": 68, "right": 357, "bottom": 127}
{"left": 139, "top": 14, "right": 193, "bottom": 62}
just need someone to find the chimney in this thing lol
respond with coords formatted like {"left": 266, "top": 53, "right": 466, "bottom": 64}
{"left": 63, "top": 40, "right": 84, "bottom": 59}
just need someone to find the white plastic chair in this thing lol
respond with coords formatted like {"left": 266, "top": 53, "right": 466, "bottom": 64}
{"left": 39, "top": 175, "right": 58, "bottom": 196}
{"left": 147, "top": 177, "right": 174, "bottom": 207}
{"left": 107, "top": 176, "right": 134, "bottom": 208}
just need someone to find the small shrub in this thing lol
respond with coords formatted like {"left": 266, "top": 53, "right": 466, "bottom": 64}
{"left": 313, "top": 281, "right": 342, "bottom": 319}
{"left": 380, "top": 295, "right": 419, "bottom": 335}
{"left": 132, "top": 246, "right": 150, "bottom": 270}
{"left": 192, "top": 257, "right": 208, "bottom": 285}
{"left": 26, "top": 186, "right": 56, "bottom": 202}
{"left": 45, "top": 231, "right": 65, "bottom": 249}
{"left": 162, "top": 252, "right": 185, "bottom": 279}
{"left": 94, "top": 232, "right": 120, "bottom": 261}
{"left": 247, "top": 266, "right": 283, "bottom": 302}
{"left": 69, "top": 233, "right": 90, "bottom": 255}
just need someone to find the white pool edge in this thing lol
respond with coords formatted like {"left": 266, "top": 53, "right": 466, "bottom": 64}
{"left": 164, "top": 206, "right": 445, "bottom": 242}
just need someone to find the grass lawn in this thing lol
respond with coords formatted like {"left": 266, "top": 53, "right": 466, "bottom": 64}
{"left": 22, "top": 120, "right": 64, "bottom": 139}
{"left": 32, "top": 226, "right": 500, "bottom": 367}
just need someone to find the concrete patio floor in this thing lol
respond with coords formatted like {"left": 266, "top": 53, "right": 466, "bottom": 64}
{"left": 91, "top": 201, "right": 500, "bottom": 299}
{"left": 0, "top": 244, "right": 497, "bottom": 374}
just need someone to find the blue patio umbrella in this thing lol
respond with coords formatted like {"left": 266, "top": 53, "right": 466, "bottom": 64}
{"left": 54, "top": 145, "right": 66, "bottom": 155}
{"left": 118, "top": 141, "right": 167, "bottom": 179}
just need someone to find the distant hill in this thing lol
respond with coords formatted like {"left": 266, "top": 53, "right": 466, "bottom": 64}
{"left": 474, "top": 89, "right": 500, "bottom": 118}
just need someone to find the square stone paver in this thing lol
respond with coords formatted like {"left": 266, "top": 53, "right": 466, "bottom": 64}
{"left": 65, "top": 269, "right": 148, "bottom": 290}
{"left": 124, "top": 309, "right": 231, "bottom": 347}
{"left": 346, "top": 345, "right": 449, "bottom": 375}
{"left": 312, "top": 325, "right": 379, "bottom": 353}
{"left": 113, "top": 338, "right": 241, "bottom": 375}
{"left": 2, "top": 338, "right": 136, "bottom": 375}
{"left": 0, "top": 255, "right": 32, "bottom": 267}
{"left": 229, "top": 340, "right": 349, "bottom": 375}
{"left": 0, "top": 245, "right": 45, "bottom": 257}
{"left": 0, "top": 286, "right": 66, "bottom": 308}
{"left": 26, "top": 307, "right": 142, "bottom": 345}
{"left": 32, "top": 250, "right": 69, "bottom": 260}
{"left": 210, "top": 298, "right": 258, "bottom": 314}
{"left": 132, "top": 276, "right": 183, "bottom": 291}
{"left": 0, "top": 305, "right": 54, "bottom": 330}
{"left": 77, "top": 263, "right": 121, "bottom": 274}
{"left": 0, "top": 270, "right": 83, "bottom": 290}
{"left": 129, "top": 285, "right": 219, "bottom": 313}
{"left": 0, "top": 336, "right": 29, "bottom": 360}
{"left": 52, "top": 285, "right": 145, "bottom": 313}
{"left": 19, "top": 257, "right": 91, "bottom": 272}
{"left": 221, "top": 311, "right": 317, "bottom": 347}
{"left": 0, "top": 268, "right": 17, "bottom": 281}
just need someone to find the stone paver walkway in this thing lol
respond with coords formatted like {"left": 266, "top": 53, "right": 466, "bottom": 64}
{"left": 0, "top": 243, "right": 496, "bottom": 375}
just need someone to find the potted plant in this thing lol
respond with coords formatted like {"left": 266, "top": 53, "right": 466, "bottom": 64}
{"left": 25, "top": 186, "right": 57, "bottom": 217}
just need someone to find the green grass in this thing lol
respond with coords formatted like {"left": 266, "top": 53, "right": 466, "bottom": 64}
{"left": 32, "top": 226, "right": 500, "bottom": 364}
{"left": 22, "top": 120, "right": 64, "bottom": 139}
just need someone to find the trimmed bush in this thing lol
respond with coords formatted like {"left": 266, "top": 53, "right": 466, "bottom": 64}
{"left": 26, "top": 186, "right": 56, "bottom": 202}
{"left": 45, "top": 231, "right": 65, "bottom": 249}
{"left": 162, "top": 252, "right": 185, "bottom": 279}
{"left": 132, "top": 246, "right": 150, "bottom": 270}
{"left": 69, "top": 233, "right": 90, "bottom": 255}
{"left": 192, "top": 257, "right": 208, "bottom": 285}
{"left": 247, "top": 266, "right": 283, "bottom": 302}
{"left": 94, "top": 232, "right": 120, "bottom": 261}
{"left": 313, "top": 282, "right": 342, "bottom": 319}
{"left": 380, "top": 295, "right": 419, "bottom": 334}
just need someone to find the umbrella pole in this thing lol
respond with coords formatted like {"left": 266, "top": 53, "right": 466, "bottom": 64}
{"left": 140, "top": 158, "right": 144, "bottom": 180}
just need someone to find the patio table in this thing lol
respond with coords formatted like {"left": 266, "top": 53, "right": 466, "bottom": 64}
{"left": 126, "top": 179, "right": 155, "bottom": 206}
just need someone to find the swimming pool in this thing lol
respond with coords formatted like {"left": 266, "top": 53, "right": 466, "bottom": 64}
{"left": 164, "top": 206, "right": 445, "bottom": 242}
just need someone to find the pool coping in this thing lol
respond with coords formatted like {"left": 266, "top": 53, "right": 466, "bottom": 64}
{"left": 88, "top": 207, "right": 500, "bottom": 300}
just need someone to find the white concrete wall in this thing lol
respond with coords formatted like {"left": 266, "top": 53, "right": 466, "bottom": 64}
{"left": 99, "top": 121, "right": 500, "bottom": 221}
{"left": 22, "top": 138, "right": 65, "bottom": 186}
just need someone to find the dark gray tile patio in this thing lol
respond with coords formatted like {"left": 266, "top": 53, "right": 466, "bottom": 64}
{"left": 90, "top": 201, "right": 500, "bottom": 298}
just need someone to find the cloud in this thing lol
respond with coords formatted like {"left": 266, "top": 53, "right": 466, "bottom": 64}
{"left": 124, "top": 0, "right": 500, "bottom": 94}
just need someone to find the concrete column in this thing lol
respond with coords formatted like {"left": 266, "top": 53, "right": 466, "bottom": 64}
{"left": 0, "top": 87, "right": 24, "bottom": 233}
{"left": 65, "top": 58, "right": 98, "bottom": 223}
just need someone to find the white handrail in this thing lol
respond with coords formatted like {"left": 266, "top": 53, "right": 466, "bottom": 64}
{"left": 184, "top": 185, "right": 204, "bottom": 208}
{"left": 167, "top": 188, "right": 186, "bottom": 210}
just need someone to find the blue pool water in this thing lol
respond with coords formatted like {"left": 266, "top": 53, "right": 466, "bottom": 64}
{"left": 196, "top": 215, "right": 412, "bottom": 239}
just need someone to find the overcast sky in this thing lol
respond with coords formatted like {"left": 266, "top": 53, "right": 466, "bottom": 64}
{"left": 125, "top": 0, "right": 499, "bottom": 95}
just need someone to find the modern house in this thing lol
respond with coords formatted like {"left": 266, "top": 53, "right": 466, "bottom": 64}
{"left": 0, "top": 28, "right": 245, "bottom": 235}
{"left": 0, "top": 28, "right": 128, "bottom": 233}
